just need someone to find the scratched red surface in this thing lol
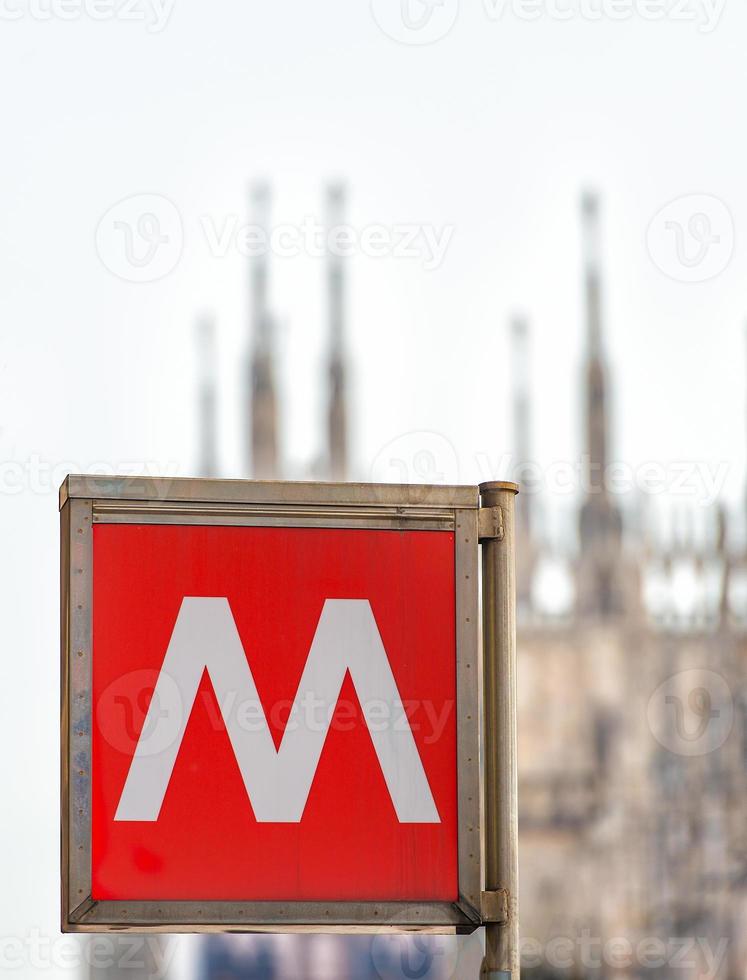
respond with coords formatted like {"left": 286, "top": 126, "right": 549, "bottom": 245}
{"left": 91, "top": 523, "right": 458, "bottom": 901}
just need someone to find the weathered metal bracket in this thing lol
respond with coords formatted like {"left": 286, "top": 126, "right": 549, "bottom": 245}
{"left": 479, "top": 481, "right": 519, "bottom": 978}
{"left": 478, "top": 505, "right": 504, "bottom": 542}
{"left": 480, "top": 889, "right": 509, "bottom": 924}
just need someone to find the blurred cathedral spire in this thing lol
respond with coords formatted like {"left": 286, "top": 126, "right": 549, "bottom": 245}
{"left": 511, "top": 314, "right": 535, "bottom": 616}
{"left": 581, "top": 190, "right": 608, "bottom": 488}
{"left": 326, "top": 182, "right": 348, "bottom": 481}
{"left": 247, "top": 181, "right": 279, "bottom": 479}
{"left": 196, "top": 314, "right": 218, "bottom": 477}
{"left": 576, "top": 191, "right": 630, "bottom": 619}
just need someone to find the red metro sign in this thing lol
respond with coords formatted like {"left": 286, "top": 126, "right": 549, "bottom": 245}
{"left": 95, "top": 523, "right": 455, "bottom": 902}
{"left": 61, "top": 477, "right": 483, "bottom": 933}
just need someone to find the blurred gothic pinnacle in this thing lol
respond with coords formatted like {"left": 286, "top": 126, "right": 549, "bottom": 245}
{"left": 196, "top": 181, "right": 349, "bottom": 486}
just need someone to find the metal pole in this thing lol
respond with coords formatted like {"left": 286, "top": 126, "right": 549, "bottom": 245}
{"left": 479, "top": 481, "right": 520, "bottom": 980}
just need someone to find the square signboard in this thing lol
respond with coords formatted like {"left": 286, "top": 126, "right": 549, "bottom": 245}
{"left": 60, "top": 476, "right": 481, "bottom": 933}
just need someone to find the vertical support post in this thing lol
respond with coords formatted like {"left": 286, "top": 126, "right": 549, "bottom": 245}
{"left": 479, "top": 481, "right": 520, "bottom": 980}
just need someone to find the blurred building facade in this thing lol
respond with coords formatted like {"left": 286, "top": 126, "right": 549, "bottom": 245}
{"left": 516, "top": 194, "right": 747, "bottom": 979}
{"left": 198, "top": 185, "right": 747, "bottom": 979}
{"left": 90, "top": 185, "right": 747, "bottom": 980}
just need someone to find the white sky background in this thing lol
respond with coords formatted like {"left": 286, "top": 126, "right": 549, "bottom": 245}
{"left": 1, "top": 0, "right": 747, "bottom": 974}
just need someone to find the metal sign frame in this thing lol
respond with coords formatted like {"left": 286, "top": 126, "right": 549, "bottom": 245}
{"left": 60, "top": 475, "right": 499, "bottom": 936}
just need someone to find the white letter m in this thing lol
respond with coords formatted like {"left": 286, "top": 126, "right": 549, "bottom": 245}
{"left": 114, "top": 598, "right": 440, "bottom": 824}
